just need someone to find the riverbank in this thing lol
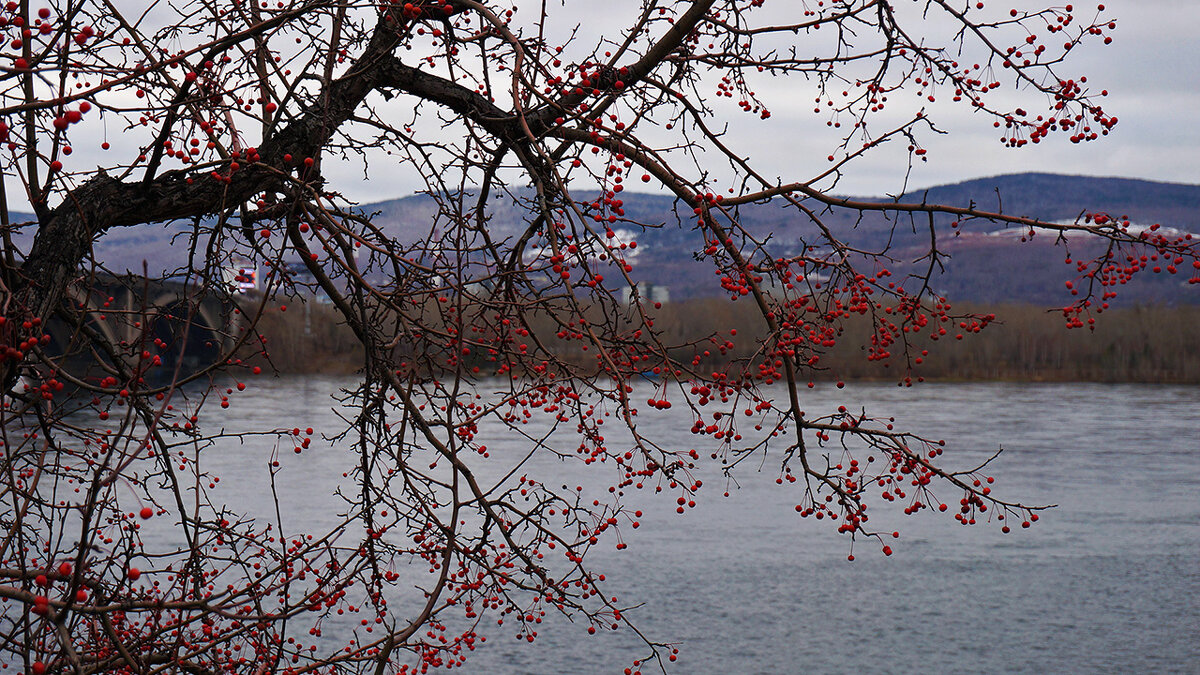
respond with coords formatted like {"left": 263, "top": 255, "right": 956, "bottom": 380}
{"left": 247, "top": 299, "right": 1200, "bottom": 383}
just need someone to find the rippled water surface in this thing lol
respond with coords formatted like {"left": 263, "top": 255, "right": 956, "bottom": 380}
{"left": 197, "top": 380, "right": 1200, "bottom": 674}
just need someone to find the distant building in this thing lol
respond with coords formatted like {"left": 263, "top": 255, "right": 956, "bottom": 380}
{"left": 281, "top": 260, "right": 332, "bottom": 303}
{"left": 283, "top": 261, "right": 316, "bottom": 285}
{"left": 620, "top": 282, "right": 670, "bottom": 306}
{"left": 222, "top": 259, "right": 258, "bottom": 294}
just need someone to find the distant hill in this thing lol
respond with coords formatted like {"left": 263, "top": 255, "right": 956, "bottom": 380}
{"left": 5, "top": 173, "right": 1198, "bottom": 305}
{"left": 889, "top": 174, "right": 1200, "bottom": 305}
{"left": 900, "top": 173, "right": 1200, "bottom": 226}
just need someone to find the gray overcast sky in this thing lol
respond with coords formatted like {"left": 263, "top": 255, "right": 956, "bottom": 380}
{"left": 857, "top": 0, "right": 1200, "bottom": 194}
{"left": 43, "top": 1, "right": 1197, "bottom": 207}
{"left": 325, "top": 0, "right": 1199, "bottom": 201}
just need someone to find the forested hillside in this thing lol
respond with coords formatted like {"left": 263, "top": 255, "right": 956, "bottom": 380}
{"left": 8, "top": 173, "right": 1198, "bottom": 305}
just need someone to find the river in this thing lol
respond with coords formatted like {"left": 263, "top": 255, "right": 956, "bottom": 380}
{"left": 160, "top": 378, "right": 1200, "bottom": 674}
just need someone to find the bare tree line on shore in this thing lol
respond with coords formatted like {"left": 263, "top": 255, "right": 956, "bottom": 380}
{"left": 253, "top": 298, "right": 1200, "bottom": 383}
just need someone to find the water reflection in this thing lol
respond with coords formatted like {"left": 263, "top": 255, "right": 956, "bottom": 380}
{"left": 154, "top": 378, "right": 1200, "bottom": 674}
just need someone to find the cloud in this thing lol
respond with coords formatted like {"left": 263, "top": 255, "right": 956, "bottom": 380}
{"left": 334, "top": 0, "right": 1197, "bottom": 199}
{"left": 18, "top": 0, "right": 1198, "bottom": 213}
